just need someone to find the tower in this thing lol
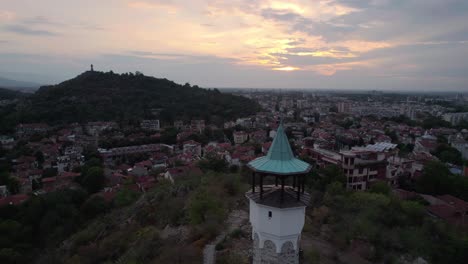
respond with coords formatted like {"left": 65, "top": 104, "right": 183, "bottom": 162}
{"left": 90, "top": 64, "right": 94, "bottom": 72}
{"left": 246, "top": 122, "right": 312, "bottom": 264}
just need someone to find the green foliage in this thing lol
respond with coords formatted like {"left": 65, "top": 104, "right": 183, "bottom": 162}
{"left": 310, "top": 165, "right": 346, "bottom": 191}
{"left": 308, "top": 180, "right": 468, "bottom": 264}
{"left": 0, "top": 189, "right": 88, "bottom": 263}
{"left": 422, "top": 116, "right": 452, "bottom": 129}
{"left": 398, "top": 143, "right": 414, "bottom": 157}
{"left": 0, "top": 171, "right": 19, "bottom": 194}
{"left": 114, "top": 188, "right": 140, "bottom": 207}
{"left": 198, "top": 155, "right": 228, "bottom": 172}
{"left": 79, "top": 166, "right": 105, "bottom": 194}
{"left": 304, "top": 247, "right": 321, "bottom": 264}
{"left": 415, "top": 161, "right": 468, "bottom": 200}
{"left": 229, "top": 228, "right": 243, "bottom": 239}
{"left": 432, "top": 144, "right": 463, "bottom": 165}
{"left": 80, "top": 195, "right": 109, "bottom": 219}
{"left": 42, "top": 167, "right": 58, "bottom": 178}
{"left": 188, "top": 188, "right": 225, "bottom": 225}
{"left": 369, "top": 181, "right": 391, "bottom": 195}
{"left": 385, "top": 129, "right": 398, "bottom": 142}
{"left": 3, "top": 71, "right": 260, "bottom": 128}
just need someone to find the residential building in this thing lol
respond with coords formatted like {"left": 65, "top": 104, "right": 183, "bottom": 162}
{"left": 140, "top": 119, "right": 160, "bottom": 131}
{"left": 233, "top": 131, "right": 249, "bottom": 144}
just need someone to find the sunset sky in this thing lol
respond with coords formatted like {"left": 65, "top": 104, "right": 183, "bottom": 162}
{"left": 0, "top": 0, "right": 467, "bottom": 90}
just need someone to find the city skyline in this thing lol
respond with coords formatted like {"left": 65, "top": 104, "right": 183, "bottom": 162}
{"left": 1, "top": 0, "right": 467, "bottom": 91}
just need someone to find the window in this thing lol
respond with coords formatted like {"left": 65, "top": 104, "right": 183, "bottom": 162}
{"left": 268, "top": 211, "right": 272, "bottom": 218}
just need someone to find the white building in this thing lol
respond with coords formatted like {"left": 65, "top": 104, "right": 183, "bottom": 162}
{"left": 140, "top": 119, "right": 160, "bottom": 131}
{"left": 443, "top": 112, "right": 468, "bottom": 125}
{"left": 233, "top": 131, "right": 249, "bottom": 145}
{"left": 246, "top": 123, "right": 311, "bottom": 264}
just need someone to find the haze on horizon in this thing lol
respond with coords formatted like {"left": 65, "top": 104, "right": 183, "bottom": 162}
{"left": 0, "top": 0, "right": 467, "bottom": 91}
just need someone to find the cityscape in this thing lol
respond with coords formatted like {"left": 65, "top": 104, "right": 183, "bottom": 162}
{"left": 1, "top": 1, "right": 468, "bottom": 264}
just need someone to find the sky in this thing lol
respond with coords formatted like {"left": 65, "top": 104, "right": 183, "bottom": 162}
{"left": 0, "top": 0, "right": 467, "bottom": 91}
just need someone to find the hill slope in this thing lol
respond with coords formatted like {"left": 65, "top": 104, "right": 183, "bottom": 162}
{"left": 0, "top": 76, "right": 40, "bottom": 89}
{"left": 0, "top": 87, "right": 25, "bottom": 99}
{"left": 13, "top": 71, "right": 260, "bottom": 125}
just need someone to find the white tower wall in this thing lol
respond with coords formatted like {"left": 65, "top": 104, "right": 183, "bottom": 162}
{"left": 249, "top": 198, "right": 306, "bottom": 263}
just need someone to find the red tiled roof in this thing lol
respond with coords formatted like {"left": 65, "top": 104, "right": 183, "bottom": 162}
{"left": 437, "top": 195, "right": 468, "bottom": 212}
{"left": 0, "top": 194, "right": 29, "bottom": 207}
{"left": 59, "top": 171, "right": 80, "bottom": 178}
{"left": 42, "top": 177, "right": 56, "bottom": 183}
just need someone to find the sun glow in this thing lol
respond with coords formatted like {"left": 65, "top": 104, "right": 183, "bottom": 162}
{"left": 273, "top": 66, "right": 299, "bottom": 71}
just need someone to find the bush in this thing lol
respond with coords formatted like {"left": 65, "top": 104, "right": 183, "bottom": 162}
{"left": 114, "top": 188, "right": 140, "bottom": 207}
{"left": 229, "top": 228, "right": 243, "bottom": 239}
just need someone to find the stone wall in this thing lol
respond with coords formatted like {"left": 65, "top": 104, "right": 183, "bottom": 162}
{"left": 252, "top": 234, "right": 299, "bottom": 264}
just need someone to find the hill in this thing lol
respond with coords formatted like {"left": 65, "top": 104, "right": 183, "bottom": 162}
{"left": 0, "top": 76, "right": 40, "bottom": 90}
{"left": 0, "top": 87, "right": 25, "bottom": 100}
{"left": 6, "top": 71, "right": 260, "bottom": 126}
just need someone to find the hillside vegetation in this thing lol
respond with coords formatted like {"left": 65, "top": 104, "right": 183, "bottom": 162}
{"left": 0, "top": 71, "right": 260, "bottom": 129}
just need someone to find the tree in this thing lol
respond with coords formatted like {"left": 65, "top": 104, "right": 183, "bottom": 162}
{"left": 416, "top": 161, "right": 453, "bottom": 195}
{"left": 188, "top": 189, "right": 225, "bottom": 225}
{"left": 198, "top": 155, "right": 228, "bottom": 172}
{"left": 114, "top": 188, "right": 140, "bottom": 207}
{"left": 34, "top": 151, "right": 45, "bottom": 165}
{"left": 318, "top": 165, "right": 346, "bottom": 189}
{"left": 79, "top": 166, "right": 105, "bottom": 194}
{"left": 369, "top": 181, "right": 391, "bottom": 195}
{"left": 0, "top": 172, "right": 19, "bottom": 194}
{"left": 80, "top": 195, "right": 108, "bottom": 219}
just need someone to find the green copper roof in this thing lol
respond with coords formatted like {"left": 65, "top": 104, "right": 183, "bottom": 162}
{"left": 247, "top": 123, "right": 311, "bottom": 175}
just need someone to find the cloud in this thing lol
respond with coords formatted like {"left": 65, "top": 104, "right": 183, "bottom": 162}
{"left": 1, "top": 0, "right": 467, "bottom": 90}
{"left": 23, "top": 16, "right": 63, "bottom": 26}
{"left": 4, "top": 24, "right": 59, "bottom": 36}
{"left": 0, "top": 10, "right": 15, "bottom": 21}
{"left": 128, "top": 0, "right": 179, "bottom": 13}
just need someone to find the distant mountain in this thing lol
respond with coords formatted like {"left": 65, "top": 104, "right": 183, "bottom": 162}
{"left": 4, "top": 71, "right": 260, "bottom": 126}
{"left": 0, "top": 87, "right": 26, "bottom": 99}
{"left": 0, "top": 76, "right": 40, "bottom": 91}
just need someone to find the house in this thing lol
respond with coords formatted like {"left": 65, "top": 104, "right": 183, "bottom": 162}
{"left": 233, "top": 131, "right": 249, "bottom": 144}
{"left": 450, "top": 134, "right": 468, "bottom": 159}
{"left": 42, "top": 172, "right": 80, "bottom": 192}
{"left": 15, "top": 123, "right": 50, "bottom": 138}
{"left": 0, "top": 136, "right": 15, "bottom": 150}
{"left": 130, "top": 160, "right": 153, "bottom": 177}
{"left": 86, "top": 121, "right": 117, "bottom": 136}
{"left": 18, "top": 178, "right": 32, "bottom": 193}
{"left": 183, "top": 140, "right": 202, "bottom": 156}
{"left": 249, "top": 130, "right": 267, "bottom": 144}
{"left": 262, "top": 142, "right": 272, "bottom": 154}
{"left": 425, "top": 194, "right": 468, "bottom": 227}
{"left": 414, "top": 132, "right": 438, "bottom": 154}
{"left": 174, "top": 120, "right": 185, "bottom": 130}
{"left": 0, "top": 185, "right": 8, "bottom": 197}
{"left": 307, "top": 143, "right": 398, "bottom": 191}
{"left": 140, "top": 119, "right": 160, "bottom": 131}
{"left": 191, "top": 120, "right": 205, "bottom": 133}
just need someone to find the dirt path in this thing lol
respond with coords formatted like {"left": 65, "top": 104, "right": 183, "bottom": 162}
{"left": 203, "top": 210, "right": 248, "bottom": 264}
